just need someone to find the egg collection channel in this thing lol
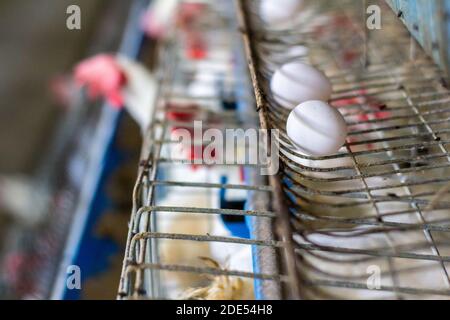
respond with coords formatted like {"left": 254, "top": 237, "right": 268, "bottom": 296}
{"left": 259, "top": 0, "right": 349, "bottom": 158}
{"left": 241, "top": 0, "right": 450, "bottom": 299}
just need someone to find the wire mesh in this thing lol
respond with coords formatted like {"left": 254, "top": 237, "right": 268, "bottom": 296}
{"left": 117, "top": 1, "right": 285, "bottom": 300}
{"left": 119, "top": 0, "right": 450, "bottom": 300}
{"left": 237, "top": 0, "right": 450, "bottom": 299}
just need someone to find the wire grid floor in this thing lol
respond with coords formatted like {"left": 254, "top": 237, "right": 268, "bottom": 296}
{"left": 237, "top": 0, "right": 450, "bottom": 299}
{"left": 117, "top": 2, "right": 286, "bottom": 300}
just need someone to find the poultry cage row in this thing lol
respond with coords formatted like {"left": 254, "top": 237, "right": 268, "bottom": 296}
{"left": 119, "top": 0, "right": 450, "bottom": 299}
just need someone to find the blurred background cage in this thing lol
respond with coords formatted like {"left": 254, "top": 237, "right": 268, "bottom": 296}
{"left": 0, "top": 0, "right": 136, "bottom": 299}
{"left": 118, "top": 0, "right": 450, "bottom": 300}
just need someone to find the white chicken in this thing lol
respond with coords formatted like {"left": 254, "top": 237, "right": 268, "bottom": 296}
{"left": 180, "top": 247, "right": 254, "bottom": 300}
{"left": 0, "top": 56, "right": 155, "bottom": 228}
{"left": 0, "top": 175, "right": 50, "bottom": 227}
{"left": 74, "top": 54, "right": 157, "bottom": 134}
{"left": 141, "top": 0, "right": 179, "bottom": 39}
{"left": 154, "top": 163, "right": 254, "bottom": 299}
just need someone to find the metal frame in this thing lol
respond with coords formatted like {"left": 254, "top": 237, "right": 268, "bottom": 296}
{"left": 118, "top": 2, "right": 284, "bottom": 300}
{"left": 119, "top": 0, "right": 450, "bottom": 300}
{"left": 237, "top": 0, "right": 450, "bottom": 299}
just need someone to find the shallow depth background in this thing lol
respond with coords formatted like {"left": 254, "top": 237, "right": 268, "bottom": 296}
{"left": 0, "top": 0, "right": 137, "bottom": 299}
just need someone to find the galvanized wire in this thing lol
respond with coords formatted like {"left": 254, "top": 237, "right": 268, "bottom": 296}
{"left": 119, "top": 0, "right": 450, "bottom": 300}
{"left": 238, "top": 0, "right": 450, "bottom": 299}
{"left": 118, "top": 1, "right": 284, "bottom": 300}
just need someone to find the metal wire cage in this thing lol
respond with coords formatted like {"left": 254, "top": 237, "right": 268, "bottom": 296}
{"left": 238, "top": 0, "right": 450, "bottom": 299}
{"left": 119, "top": 0, "right": 450, "bottom": 300}
{"left": 118, "top": 1, "right": 286, "bottom": 300}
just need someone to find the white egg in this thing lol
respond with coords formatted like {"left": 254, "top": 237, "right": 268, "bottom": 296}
{"left": 270, "top": 62, "right": 332, "bottom": 109}
{"left": 260, "top": 0, "right": 304, "bottom": 27}
{"left": 286, "top": 100, "right": 348, "bottom": 157}
{"left": 285, "top": 45, "right": 309, "bottom": 59}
